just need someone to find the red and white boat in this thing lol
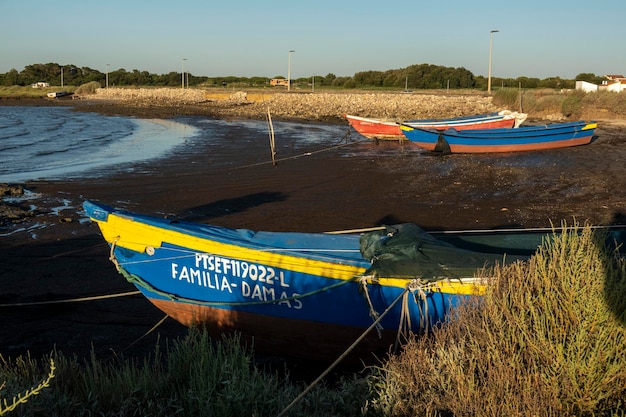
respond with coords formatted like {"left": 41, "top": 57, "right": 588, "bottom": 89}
{"left": 345, "top": 110, "right": 527, "bottom": 141}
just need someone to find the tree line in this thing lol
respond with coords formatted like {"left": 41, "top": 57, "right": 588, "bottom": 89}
{"left": 0, "top": 62, "right": 604, "bottom": 91}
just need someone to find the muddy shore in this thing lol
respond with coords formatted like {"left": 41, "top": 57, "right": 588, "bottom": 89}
{"left": 1, "top": 92, "right": 625, "bottom": 363}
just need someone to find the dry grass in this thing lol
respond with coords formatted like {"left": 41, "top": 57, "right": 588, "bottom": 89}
{"left": 368, "top": 223, "right": 626, "bottom": 417}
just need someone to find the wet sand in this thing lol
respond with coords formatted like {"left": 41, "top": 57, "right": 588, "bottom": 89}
{"left": 2, "top": 102, "right": 626, "bottom": 362}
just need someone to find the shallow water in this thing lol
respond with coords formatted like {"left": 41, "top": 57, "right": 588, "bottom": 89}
{"left": 0, "top": 106, "right": 198, "bottom": 183}
{"left": 0, "top": 107, "right": 366, "bottom": 183}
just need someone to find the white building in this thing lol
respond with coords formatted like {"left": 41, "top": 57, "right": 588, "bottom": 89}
{"left": 600, "top": 75, "right": 626, "bottom": 93}
{"left": 576, "top": 74, "right": 626, "bottom": 93}
{"left": 575, "top": 80, "right": 598, "bottom": 93}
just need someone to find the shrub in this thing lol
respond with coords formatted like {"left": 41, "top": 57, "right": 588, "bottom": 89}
{"left": 533, "top": 93, "right": 564, "bottom": 114}
{"left": 74, "top": 81, "right": 101, "bottom": 95}
{"left": 582, "top": 91, "right": 626, "bottom": 117}
{"left": 491, "top": 88, "right": 519, "bottom": 110}
{"left": 561, "top": 90, "right": 585, "bottom": 118}
{"left": 369, "top": 224, "right": 626, "bottom": 416}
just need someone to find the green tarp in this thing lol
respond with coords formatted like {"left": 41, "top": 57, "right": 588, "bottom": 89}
{"left": 359, "top": 224, "right": 516, "bottom": 280}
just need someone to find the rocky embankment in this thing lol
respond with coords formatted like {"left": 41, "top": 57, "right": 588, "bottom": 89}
{"left": 90, "top": 87, "right": 500, "bottom": 122}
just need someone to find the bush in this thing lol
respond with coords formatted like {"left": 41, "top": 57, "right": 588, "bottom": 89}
{"left": 74, "top": 81, "right": 101, "bottom": 95}
{"left": 582, "top": 91, "right": 626, "bottom": 117}
{"left": 369, "top": 224, "right": 626, "bottom": 416}
{"left": 491, "top": 88, "right": 519, "bottom": 110}
{"left": 343, "top": 79, "right": 357, "bottom": 89}
{"left": 531, "top": 92, "right": 564, "bottom": 114}
{"left": 561, "top": 90, "right": 585, "bottom": 118}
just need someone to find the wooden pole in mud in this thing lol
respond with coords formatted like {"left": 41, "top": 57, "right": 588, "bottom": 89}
{"left": 267, "top": 108, "right": 276, "bottom": 165}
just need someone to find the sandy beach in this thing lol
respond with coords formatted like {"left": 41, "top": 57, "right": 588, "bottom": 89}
{"left": 2, "top": 92, "right": 626, "bottom": 363}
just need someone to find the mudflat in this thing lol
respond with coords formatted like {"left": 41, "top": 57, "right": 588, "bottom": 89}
{"left": 1, "top": 96, "right": 625, "bottom": 362}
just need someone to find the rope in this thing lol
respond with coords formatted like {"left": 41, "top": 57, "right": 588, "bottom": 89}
{"left": 117, "top": 264, "right": 357, "bottom": 308}
{"left": 394, "top": 279, "right": 428, "bottom": 351}
{"left": 0, "top": 291, "right": 141, "bottom": 308}
{"left": 395, "top": 290, "right": 412, "bottom": 349}
{"left": 169, "top": 126, "right": 366, "bottom": 176}
{"left": 121, "top": 314, "right": 170, "bottom": 352}
{"left": 358, "top": 276, "right": 383, "bottom": 337}
{"left": 107, "top": 238, "right": 364, "bottom": 307}
{"left": 276, "top": 282, "right": 412, "bottom": 417}
{"left": 226, "top": 130, "right": 362, "bottom": 171}
{"left": 114, "top": 245, "right": 363, "bottom": 267}
{"left": 110, "top": 238, "right": 122, "bottom": 272}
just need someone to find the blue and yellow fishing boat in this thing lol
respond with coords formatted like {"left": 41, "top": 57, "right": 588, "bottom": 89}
{"left": 400, "top": 121, "right": 597, "bottom": 154}
{"left": 83, "top": 201, "right": 545, "bottom": 361}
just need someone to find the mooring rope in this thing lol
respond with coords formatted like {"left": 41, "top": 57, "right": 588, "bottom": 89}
{"left": 168, "top": 126, "right": 365, "bottom": 177}
{"left": 116, "top": 264, "right": 357, "bottom": 308}
{"left": 226, "top": 129, "right": 363, "bottom": 171}
{"left": 0, "top": 290, "right": 141, "bottom": 308}
{"left": 110, "top": 243, "right": 363, "bottom": 267}
{"left": 276, "top": 280, "right": 415, "bottom": 417}
{"left": 396, "top": 290, "right": 413, "bottom": 347}
{"left": 358, "top": 276, "right": 383, "bottom": 337}
{"left": 110, "top": 238, "right": 122, "bottom": 272}
{"left": 121, "top": 314, "right": 170, "bottom": 352}
{"left": 394, "top": 279, "right": 430, "bottom": 351}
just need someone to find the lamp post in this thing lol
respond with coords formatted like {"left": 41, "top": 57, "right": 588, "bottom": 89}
{"left": 287, "top": 50, "right": 295, "bottom": 92}
{"left": 106, "top": 64, "right": 109, "bottom": 89}
{"left": 487, "top": 30, "right": 499, "bottom": 94}
{"left": 182, "top": 58, "right": 187, "bottom": 89}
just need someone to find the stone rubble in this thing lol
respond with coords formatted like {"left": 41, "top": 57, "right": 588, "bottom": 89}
{"left": 93, "top": 88, "right": 499, "bottom": 122}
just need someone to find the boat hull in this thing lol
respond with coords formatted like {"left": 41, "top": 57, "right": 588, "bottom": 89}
{"left": 148, "top": 298, "right": 407, "bottom": 362}
{"left": 400, "top": 121, "right": 597, "bottom": 153}
{"left": 345, "top": 111, "right": 526, "bottom": 141}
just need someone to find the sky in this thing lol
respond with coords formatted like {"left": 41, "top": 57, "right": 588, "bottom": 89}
{"left": 1, "top": 0, "right": 624, "bottom": 80}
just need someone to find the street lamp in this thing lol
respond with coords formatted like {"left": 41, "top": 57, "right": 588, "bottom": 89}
{"left": 487, "top": 30, "right": 499, "bottom": 94}
{"left": 287, "top": 50, "right": 295, "bottom": 92}
{"left": 106, "top": 64, "right": 109, "bottom": 88}
{"left": 182, "top": 58, "right": 187, "bottom": 89}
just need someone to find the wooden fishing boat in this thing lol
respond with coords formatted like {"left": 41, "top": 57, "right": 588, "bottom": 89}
{"left": 84, "top": 201, "right": 625, "bottom": 362}
{"left": 345, "top": 110, "right": 527, "bottom": 141}
{"left": 400, "top": 121, "right": 598, "bottom": 153}
{"left": 84, "top": 201, "right": 529, "bottom": 361}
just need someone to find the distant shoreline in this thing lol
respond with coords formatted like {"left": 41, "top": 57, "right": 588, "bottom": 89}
{"left": 1, "top": 89, "right": 501, "bottom": 122}
{"left": 3, "top": 88, "right": 626, "bottom": 125}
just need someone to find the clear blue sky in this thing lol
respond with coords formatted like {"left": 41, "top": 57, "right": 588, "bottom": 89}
{"left": 2, "top": 0, "right": 624, "bottom": 80}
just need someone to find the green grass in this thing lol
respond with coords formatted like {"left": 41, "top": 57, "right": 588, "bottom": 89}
{"left": 0, "top": 332, "right": 372, "bottom": 417}
{"left": 0, "top": 86, "right": 76, "bottom": 99}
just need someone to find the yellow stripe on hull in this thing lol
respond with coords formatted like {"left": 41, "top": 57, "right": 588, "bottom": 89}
{"left": 95, "top": 213, "right": 366, "bottom": 280}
